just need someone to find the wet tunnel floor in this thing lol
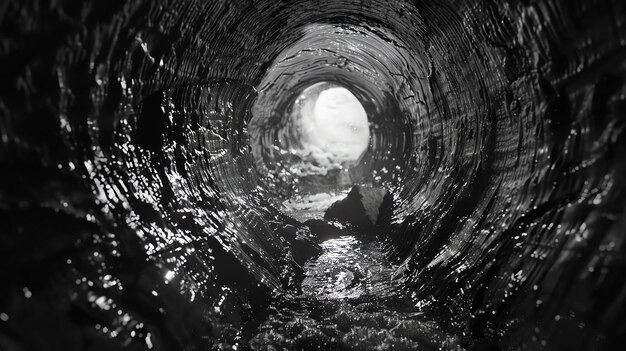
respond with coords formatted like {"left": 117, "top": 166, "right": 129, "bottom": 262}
{"left": 301, "top": 236, "right": 397, "bottom": 299}
{"left": 246, "top": 193, "right": 463, "bottom": 350}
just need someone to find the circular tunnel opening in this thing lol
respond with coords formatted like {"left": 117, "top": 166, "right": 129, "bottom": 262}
{"left": 254, "top": 81, "right": 371, "bottom": 187}
{"left": 295, "top": 82, "right": 370, "bottom": 168}
{"left": 249, "top": 23, "right": 413, "bottom": 198}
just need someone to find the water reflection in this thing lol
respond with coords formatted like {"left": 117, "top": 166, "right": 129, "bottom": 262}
{"left": 302, "top": 236, "right": 397, "bottom": 299}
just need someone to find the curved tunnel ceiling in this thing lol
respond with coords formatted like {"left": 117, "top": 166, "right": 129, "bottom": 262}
{"left": 1, "top": 0, "right": 625, "bottom": 350}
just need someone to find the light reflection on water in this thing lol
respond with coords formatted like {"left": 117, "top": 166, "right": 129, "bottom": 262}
{"left": 250, "top": 217, "right": 463, "bottom": 350}
{"left": 302, "top": 236, "right": 398, "bottom": 299}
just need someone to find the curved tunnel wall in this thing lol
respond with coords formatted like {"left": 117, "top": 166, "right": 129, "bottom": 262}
{"left": 1, "top": 0, "right": 625, "bottom": 350}
{"left": 249, "top": 22, "right": 416, "bottom": 194}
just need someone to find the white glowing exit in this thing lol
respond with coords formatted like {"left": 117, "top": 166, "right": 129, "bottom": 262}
{"left": 298, "top": 84, "right": 370, "bottom": 167}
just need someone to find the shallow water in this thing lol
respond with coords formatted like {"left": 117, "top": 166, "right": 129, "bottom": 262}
{"left": 252, "top": 196, "right": 462, "bottom": 350}
{"left": 302, "top": 236, "right": 397, "bottom": 299}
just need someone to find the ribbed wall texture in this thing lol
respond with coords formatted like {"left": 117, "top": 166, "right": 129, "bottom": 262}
{"left": 1, "top": 1, "right": 625, "bottom": 350}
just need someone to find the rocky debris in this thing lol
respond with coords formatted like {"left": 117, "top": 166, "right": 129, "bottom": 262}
{"left": 324, "top": 185, "right": 391, "bottom": 228}
{"left": 247, "top": 296, "right": 463, "bottom": 351}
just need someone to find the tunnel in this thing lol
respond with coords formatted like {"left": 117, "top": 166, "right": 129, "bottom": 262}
{"left": 1, "top": 0, "right": 625, "bottom": 350}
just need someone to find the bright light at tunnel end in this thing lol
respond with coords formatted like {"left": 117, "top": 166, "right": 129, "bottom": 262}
{"left": 297, "top": 83, "right": 370, "bottom": 168}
